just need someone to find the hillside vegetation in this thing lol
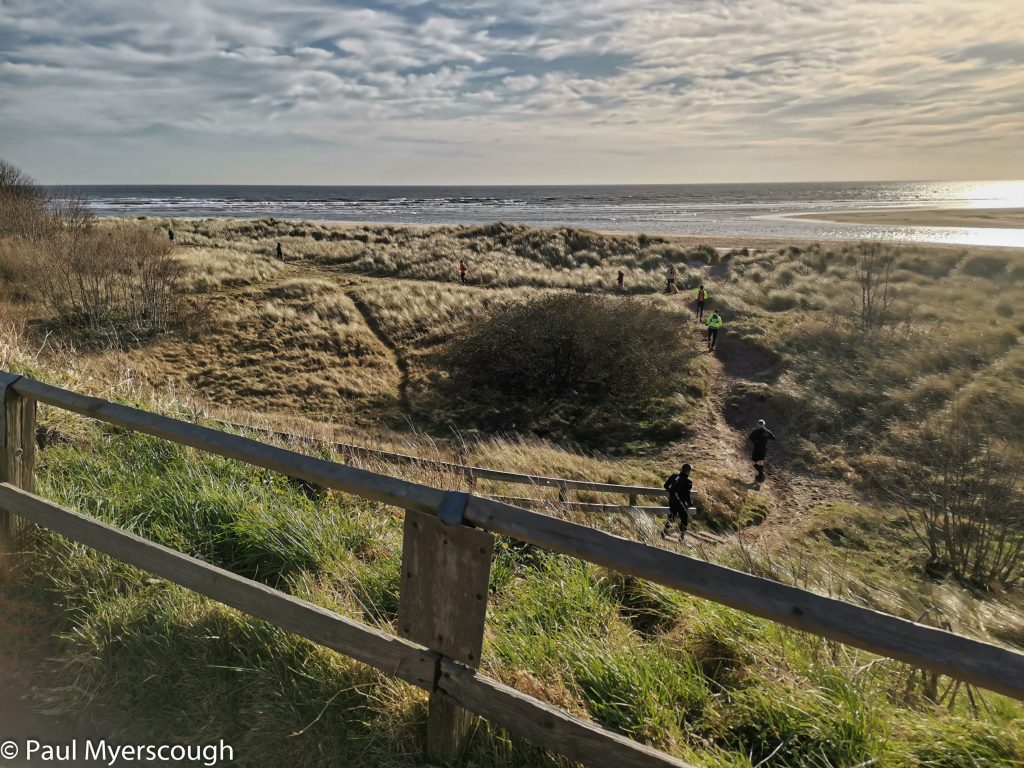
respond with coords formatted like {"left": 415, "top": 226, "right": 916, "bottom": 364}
{"left": 0, "top": 179, "right": 1022, "bottom": 767}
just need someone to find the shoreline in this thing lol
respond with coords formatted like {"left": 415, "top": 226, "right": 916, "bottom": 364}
{"left": 791, "top": 207, "right": 1024, "bottom": 230}
{"left": 114, "top": 215, "right": 1024, "bottom": 253}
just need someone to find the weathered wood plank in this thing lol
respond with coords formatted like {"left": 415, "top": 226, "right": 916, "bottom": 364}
{"left": 10, "top": 377, "right": 445, "bottom": 514}
{"left": 211, "top": 417, "right": 670, "bottom": 498}
{"left": 0, "top": 372, "right": 35, "bottom": 551}
{"left": 398, "top": 509, "right": 493, "bottom": 763}
{"left": 437, "top": 659, "right": 696, "bottom": 768}
{"left": 0, "top": 484, "right": 438, "bottom": 689}
{"left": 492, "top": 495, "right": 670, "bottom": 514}
{"left": 398, "top": 510, "right": 493, "bottom": 667}
{"left": 463, "top": 496, "right": 1024, "bottom": 701}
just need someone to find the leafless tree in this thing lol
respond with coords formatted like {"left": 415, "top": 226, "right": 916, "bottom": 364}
{"left": 0, "top": 159, "right": 48, "bottom": 239}
{"left": 891, "top": 409, "right": 1024, "bottom": 589}
{"left": 854, "top": 242, "right": 897, "bottom": 332}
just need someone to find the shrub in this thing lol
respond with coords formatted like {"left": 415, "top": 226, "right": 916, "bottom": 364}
{"left": 440, "top": 294, "right": 695, "bottom": 446}
{"left": 0, "top": 158, "right": 48, "bottom": 239}
{"left": 962, "top": 255, "right": 1009, "bottom": 278}
{"left": 37, "top": 216, "right": 186, "bottom": 340}
{"left": 689, "top": 244, "right": 719, "bottom": 265}
{"left": 854, "top": 242, "right": 897, "bottom": 332}
{"left": 890, "top": 408, "right": 1024, "bottom": 588}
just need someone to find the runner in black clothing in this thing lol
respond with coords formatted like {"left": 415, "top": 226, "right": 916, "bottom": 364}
{"left": 662, "top": 463, "right": 693, "bottom": 539}
{"left": 748, "top": 419, "right": 775, "bottom": 483}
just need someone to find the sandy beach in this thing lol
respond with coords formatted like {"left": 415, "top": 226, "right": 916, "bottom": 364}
{"left": 795, "top": 207, "right": 1024, "bottom": 229}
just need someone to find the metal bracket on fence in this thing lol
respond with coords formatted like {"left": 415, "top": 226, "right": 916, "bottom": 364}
{"left": 437, "top": 491, "right": 469, "bottom": 527}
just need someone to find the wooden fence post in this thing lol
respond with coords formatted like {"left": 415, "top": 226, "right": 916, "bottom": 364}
{"left": 0, "top": 373, "right": 36, "bottom": 552}
{"left": 398, "top": 495, "right": 493, "bottom": 764}
{"left": 628, "top": 493, "right": 638, "bottom": 507}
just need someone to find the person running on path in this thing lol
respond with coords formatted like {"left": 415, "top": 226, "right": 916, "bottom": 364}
{"left": 459, "top": 259, "right": 468, "bottom": 283}
{"left": 662, "top": 463, "right": 693, "bottom": 539}
{"left": 706, "top": 310, "right": 723, "bottom": 351}
{"left": 167, "top": 227, "right": 174, "bottom": 242}
{"left": 666, "top": 264, "right": 678, "bottom": 294}
{"left": 617, "top": 270, "right": 625, "bottom": 292}
{"left": 695, "top": 284, "right": 708, "bottom": 320}
{"left": 748, "top": 419, "right": 776, "bottom": 483}
{"left": 276, "top": 242, "right": 283, "bottom": 260}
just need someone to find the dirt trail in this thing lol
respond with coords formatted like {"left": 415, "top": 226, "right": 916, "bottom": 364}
{"left": 343, "top": 286, "right": 412, "bottom": 415}
{"left": 679, "top": 295, "right": 857, "bottom": 547}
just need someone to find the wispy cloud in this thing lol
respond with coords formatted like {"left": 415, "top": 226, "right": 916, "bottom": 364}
{"left": 1, "top": 0, "right": 1022, "bottom": 182}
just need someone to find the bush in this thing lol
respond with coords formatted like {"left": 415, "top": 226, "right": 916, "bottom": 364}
{"left": 440, "top": 294, "right": 695, "bottom": 446}
{"left": 962, "top": 255, "right": 1009, "bottom": 278}
{"left": 0, "top": 159, "right": 48, "bottom": 239}
{"left": 890, "top": 408, "right": 1024, "bottom": 588}
{"left": 37, "top": 216, "right": 186, "bottom": 340}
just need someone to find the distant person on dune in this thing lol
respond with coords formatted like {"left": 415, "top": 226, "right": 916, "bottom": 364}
{"left": 167, "top": 228, "right": 174, "bottom": 242}
{"left": 459, "top": 259, "right": 468, "bottom": 284}
{"left": 706, "top": 310, "right": 723, "bottom": 351}
{"left": 749, "top": 419, "right": 776, "bottom": 483}
{"left": 665, "top": 264, "right": 678, "bottom": 294}
{"left": 276, "top": 242, "right": 283, "bottom": 260}
{"left": 662, "top": 463, "right": 693, "bottom": 540}
{"left": 617, "top": 270, "right": 625, "bottom": 292}
{"left": 695, "top": 284, "right": 707, "bottom": 320}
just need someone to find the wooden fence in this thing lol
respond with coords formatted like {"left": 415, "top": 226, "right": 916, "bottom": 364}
{"left": 1, "top": 371, "right": 1023, "bottom": 768}
{"left": 213, "top": 417, "right": 672, "bottom": 508}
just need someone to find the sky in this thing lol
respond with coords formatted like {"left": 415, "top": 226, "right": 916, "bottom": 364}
{"left": 1, "top": 0, "right": 1023, "bottom": 185}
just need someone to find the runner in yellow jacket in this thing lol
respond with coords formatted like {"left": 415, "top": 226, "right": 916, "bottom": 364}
{"left": 706, "top": 311, "right": 723, "bottom": 351}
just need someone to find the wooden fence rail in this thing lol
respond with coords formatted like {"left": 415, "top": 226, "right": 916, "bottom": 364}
{"left": 212, "top": 417, "right": 671, "bottom": 504}
{"left": 2, "top": 371, "right": 1024, "bottom": 767}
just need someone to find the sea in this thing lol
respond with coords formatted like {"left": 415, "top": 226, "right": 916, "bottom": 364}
{"left": 70, "top": 180, "right": 1024, "bottom": 248}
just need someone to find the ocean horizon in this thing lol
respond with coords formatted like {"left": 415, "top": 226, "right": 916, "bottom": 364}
{"left": 64, "top": 180, "right": 1024, "bottom": 248}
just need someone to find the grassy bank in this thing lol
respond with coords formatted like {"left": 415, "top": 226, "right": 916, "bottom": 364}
{"left": 0, "top": 215, "right": 1023, "bottom": 765}
{"left": 0, "top": 358, "right": 1017, "bottom": 767}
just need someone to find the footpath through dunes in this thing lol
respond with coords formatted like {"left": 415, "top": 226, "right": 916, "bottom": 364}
{"left": 130, "top": 233, "right": 868, "bottom": 553}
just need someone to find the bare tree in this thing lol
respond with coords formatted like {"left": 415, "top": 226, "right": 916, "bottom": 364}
{"left": 854, "top": 243, "right": 897, "bottom": 332}
{"left": 892, "top": 409, "right": 1024, "bottom": 589}
{"left": 0, "top": 159, "right": 48, "bottom": 239}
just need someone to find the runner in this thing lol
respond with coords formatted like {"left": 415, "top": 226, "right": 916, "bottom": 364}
{"left": 617, "top": 270, "right": 625, "bottom": 292}
{"left": 695, "top": 284, "right": 707, "bottom": 320}
{"left": 749, "top": 419, "right": 776, "bottom": 483}
{"left": 666, "top": 264, "right": 678, "bottom": 294}
{"left": 706, "top": 310, "right": 723, "bottom": 351}
{"left": 662, "top": 463, "right": 693, "bottom": 540}
{"left": 459, "top": 259, "right": 468, "bottom": 283}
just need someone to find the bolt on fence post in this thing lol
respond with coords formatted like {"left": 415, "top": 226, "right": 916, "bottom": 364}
{"left": 398, "top": 493, "right": 493, "bottom": 764}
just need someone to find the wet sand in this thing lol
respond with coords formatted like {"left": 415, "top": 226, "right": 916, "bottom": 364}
{"left": 795, "top": 207, "right": 1024, "bottom": 229}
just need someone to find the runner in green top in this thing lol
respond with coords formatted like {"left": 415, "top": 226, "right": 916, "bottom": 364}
{"left": 706, "top": 311, "right": 723, "bottom": 351}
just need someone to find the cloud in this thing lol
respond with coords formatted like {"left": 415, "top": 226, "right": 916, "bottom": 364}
{"left": 0, "top": 0, "right": 1022, "bottom": 182}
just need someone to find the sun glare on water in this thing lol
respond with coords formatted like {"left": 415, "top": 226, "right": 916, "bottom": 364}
{"left": 962, "top": 181, "right": 1024, "bottom": 208}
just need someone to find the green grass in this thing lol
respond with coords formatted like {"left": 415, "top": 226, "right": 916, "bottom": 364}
{"left": 2, "top": 225, "right": 1024, "bottom": 765}
{"left": 3, "top": 412, "right": 1021, "bottom": 766}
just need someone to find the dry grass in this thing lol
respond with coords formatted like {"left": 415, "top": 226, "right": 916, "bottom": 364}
{"left": 131, "top": 275, "right": 400, "bottom": 421}
{"left": 174, "top": 245, "right": 285, "bottom": 292}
